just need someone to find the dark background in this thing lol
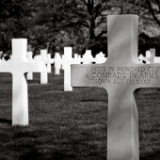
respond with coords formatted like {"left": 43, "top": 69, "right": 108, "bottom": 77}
{"left": 0, "top": 0, "right": 160, "bottom": 57}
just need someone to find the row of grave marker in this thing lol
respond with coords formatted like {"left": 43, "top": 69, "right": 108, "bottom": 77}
{"left": 1, "top": 46, "right": 160, "bottom": 93}
{"left": 1, "top": 47, "right": 159, "bottom": 93}
{"left": 1, "top": 47, "right": 159, "bottom": 71}
{"left": 0, "top": 36, "right": 141, "bottom": 125}
{"left": 1, "top": 47, "right": 159, "bottom": 67}
{"left": 26, "top": 50, "right": 54, "bottom": 84}
{"left": 55, "top": 48, "right": 160, "bottom": 91}
{"left": 0, "top": 47, "right": 106, "bottom": 92}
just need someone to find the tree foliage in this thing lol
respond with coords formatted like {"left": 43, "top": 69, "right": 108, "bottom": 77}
{"left": 0, "top": 0, "right": 33, "bottom": 52}
{"left": 32, "top": 0, "right": 110, "bottom": 55}
{"left": 0, "top": 0, "right": 160, "bottom": 55}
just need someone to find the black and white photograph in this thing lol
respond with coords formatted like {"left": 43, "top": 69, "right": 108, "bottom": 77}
{"left": 0, "top": 0, "right": 160, "bottom": 159}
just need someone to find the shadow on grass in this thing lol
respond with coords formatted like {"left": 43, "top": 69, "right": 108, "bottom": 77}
{"left": 82, "top": 99, "right": 107, "bottom": 102}
{"left": 19, "top": 145, "right": 102, "bottom": 160}
{"left": 28, "top": 80, "right": 41, "bottom": 85}
{"left": 52, "top": 152, "right": 77, "bottom": 160}
{"left": 19, "top": 145, "right": 42, "bottom": 160}
{"left": 0, "top": 118, "right": 11, "bottom": 125}
{"left": 140, "top": 151, "right": 160, "bottom": 160}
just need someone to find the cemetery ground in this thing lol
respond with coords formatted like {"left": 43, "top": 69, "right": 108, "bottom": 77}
{"left": 0, "top": 68, "right": 160, "bottom": 160}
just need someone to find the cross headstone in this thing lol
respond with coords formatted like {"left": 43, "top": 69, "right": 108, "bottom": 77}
{"left": 54, "top": 52, "right": 62, "bottom": 75}
{"left": 82, "top": 50, "right": 93, "bottom": 64}
{"left": 150, "top": 48, "right": 156, "bottom": 63}
{"left": 95, "top": 51, "right": 107, "bottom": 63}
{"left": 63, "top": 47, "right": 73, "bottom": 91}
{"left": 145, "top": 49, "right": 155, "bottom": 64}
{"left": 138, "top": 54, "right": 145, "bottom": 63}
{"left": 26, "top": 51, "right": 33, "bottom": 80}
{"left": 71, "top": 15, "right": 160, "bottom": 160}
{"left": 0, "top": 39, "right": 44, "bottom": 126}
{"left": 37, "top": 50, "right": 54, "bottom": 73}
{"left": 73, "top": 53, "right": 81, "bottom": 64}
{"left": 34, "top": 50, "right": 48, "bottom": 84}
{"left": 47, "top": 54, "right": 54, "bottom": 73}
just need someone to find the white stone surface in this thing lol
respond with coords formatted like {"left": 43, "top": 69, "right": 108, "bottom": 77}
{"left": 34, "top": 50, "right": 48, "bottom": 84}
{"left": 138, "top": 54, "right": 145, "bottom": 63}
{"left": 154, "top": 57, "right": 160, "bottom": 63}
{"left": 95, "top": 51, "right": 106, "bottom": 63}
{"left": 26, "top": 51, "right": 33, "bottom": 80}
{"left": 150, "top": 48, "right": 156, "bottom": 63}
{"left": 54, "top": 52, "right": 61, "bottom": 75}
{"left": 47, "top": 54, "right": 54, "bottom": 73}
{"left": 82, "top": 50, "right": 93, "bottom": 64}
{"left": 146, "top": 49, "right": 155, "bottom": 64}
{"left": 73, "top": 53, "right": 81, "bottom": 64}
{"left": 39, "top": 49, "right": 54, "bottom": 73}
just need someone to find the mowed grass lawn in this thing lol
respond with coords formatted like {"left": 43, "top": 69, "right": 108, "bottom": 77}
{"left": 0, "top": 68, "right": 160, "bottom": 160}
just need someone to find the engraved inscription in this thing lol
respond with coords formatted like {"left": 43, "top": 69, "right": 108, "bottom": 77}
{"left": 75, "top": 66, "right": 160, "bottom": 85}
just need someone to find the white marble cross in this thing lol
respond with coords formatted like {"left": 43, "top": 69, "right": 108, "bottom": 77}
{"left": 63, "top": 47, "right": 73, "bottom": 91}
{"left": 138, "top": 54, "right": 145, "bottom": 63}
{"left": 34, "top": 50, "right": 49, "bottom": 84}
{"left": 146, "top": 48, "right": 155, "bottom": 64}
{"left": 71, "top": 15, "right": 160, "bottom": 160}
{"left": 82, "top": 50, "right": 93, "bottom": 64}
{"left": 26, "top": 51, "right": 33, "bottom": 80}
{"left": 0, "top": 39, "right": 44, "bottom": 126}
{"left": 95, "top": 52, "right": 107, "bottom": 64}
{"left": 150, "top": 48, "right": 156, "bottom": 63}
{"left": 73, "top": 53, "right": 81, "bottom": 64}
{"left": 46, "top": 53, "right": 54, "bottom": 73}
{"left": 39, "top": 50, "right": 54, "bottom": 73}
{"left": 54, "top": 52, "right": 62, "bottom": 75}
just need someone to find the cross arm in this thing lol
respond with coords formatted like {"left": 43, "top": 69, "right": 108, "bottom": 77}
{"left": 44, "top": 59, "right": 54, "bottom": 64}
{"left": 0, "top": 61, "right": 45, "bottom": 73}
{"left": 24, "top": 61, "right": 45, "bottom": 73}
